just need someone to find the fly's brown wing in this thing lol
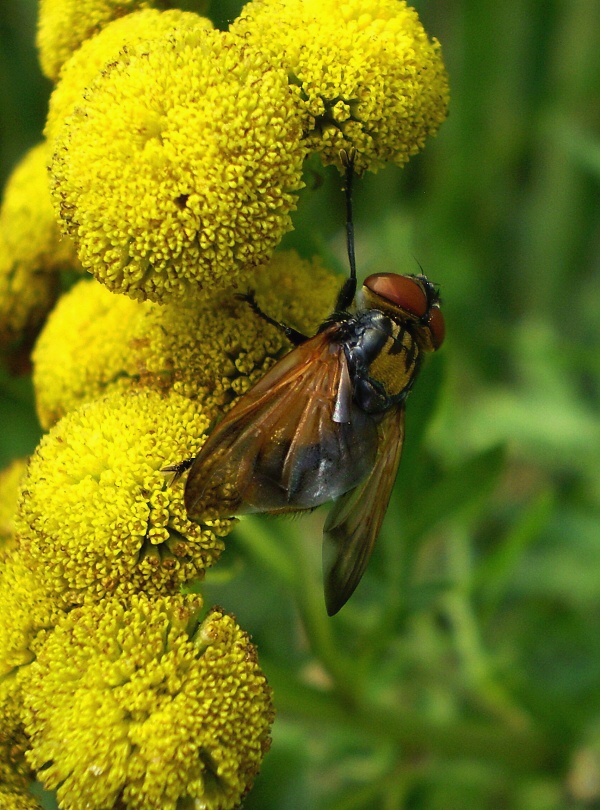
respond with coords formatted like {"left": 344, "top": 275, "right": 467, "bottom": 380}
{"left": 184, "top": 326, "right": 379, "bottom": 521}
{"left": 323, "top": 405, "right": 406, "bottom": 615}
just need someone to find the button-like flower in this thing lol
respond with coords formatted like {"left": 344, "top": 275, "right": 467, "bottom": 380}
{"left": 15, "top": 389, "right": 232, "bottom": 608}
{"left": 45, "top": 8, "right": 213, "bottom": 146}
{"left": 37, "top": 0, "right": 166, "bottom": 81}
{"left": 0, "top": 459, "right": 27, "bottom": 562}
{"left": 0, "top": 143, "right": 79, "bottom": 368}
{"left": 22, "top": 595, "right": 274, "bottom": 810}
{"left": 49, "top": 26, "right": 306, "bottom": 302}
{"left": 32, "top": 250, "right": 341, "bottom": 428}
{"left": 0, "top": 748, "right": 38, "bottom": 810}
{"left": 0, "top": 554, "right": 62, "bottom": 753}
{"left": 231, "top": 0, "right": 450, "bottom": 173}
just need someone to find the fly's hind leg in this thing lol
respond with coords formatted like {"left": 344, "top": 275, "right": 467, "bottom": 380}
{"left": 236, "top": 291, "right": 309, "bottom": 346}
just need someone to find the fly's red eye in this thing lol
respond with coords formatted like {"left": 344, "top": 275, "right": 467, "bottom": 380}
{"left": 364, "top": 273, "right": 428, "bottom": 317}
{"left": 428, "top": 306, "right": 445, "bottom": 349}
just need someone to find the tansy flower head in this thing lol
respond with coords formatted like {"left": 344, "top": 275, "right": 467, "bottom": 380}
{"left": 37, "top": 0, "right": 169, "bottom": 81}
{"left": 0, "top": 754, "right": 39, "bottom": 810}
{"left": 0, "top": 555, "right": 62, "bottom": 750}
{"left": 32, "top": 251, "right": 341, "bottom": 428}
{"left": 45, "top": 9, "right": 213, "bottom": 146}
{"left": 50, "top": 26, "right": 306, "bottom": 303}
{"left": 0, "top": 143, "right": 79, "bottom": 368}
{"left": 15, "top": 389, "right": 233, "bottom": 608}
{"left": 0, "top": 556, "right": 66, "bottom": 678}
{"left": 0, "top": 459, "right": 28, "bottom": 561}
{"left": 22, "top": 595, "right": 274, "bottom": 810}
{"left": 231, "top": 0, "right": 450, "bottom": 173}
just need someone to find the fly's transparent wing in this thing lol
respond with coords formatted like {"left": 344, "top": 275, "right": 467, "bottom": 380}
{"left": 323, "top": 406, "right": 405, "bottom": 615}
{"left": 184, "top": 327, "right": 378, "bottom": 520}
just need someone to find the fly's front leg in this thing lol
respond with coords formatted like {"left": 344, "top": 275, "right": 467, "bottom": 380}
{"left": 236, "top": 291, "right": 309, "bottom": 346}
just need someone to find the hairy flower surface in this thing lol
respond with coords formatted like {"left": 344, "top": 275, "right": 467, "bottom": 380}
{"left": 0, "top": 143, "right": 79, "bottom": 364}
{"left": 45, "top": 9, "right": 213, "bottom": 145}
{"left": 231, "top": 0, "right": 449, "bottom": 173}
{"left": 32, "top": 251, "right": 341, "bottom": 428}
{"left": 0, "top": 771, "right": 40, "bottom": 810}
{"left": 0, "top": 555, "right": 61, "bottom": 749}
{"left": 37, "top": 0, "right": 167, "bottom": 81}
{"left": 50, "top": 26, "right": 306, "bottom": 302}
{"left": 15, "top": 389, "right": 232, "bottom": 607}
{"left": 0, "top": 459, "right": 27, "bottom": 562}
{"left": 23, "top": 596, "right": 274, "bottom": 810}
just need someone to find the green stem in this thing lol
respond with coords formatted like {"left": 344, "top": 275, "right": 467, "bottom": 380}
{"left": 285, "top": 517, "right": 363, "bottom": 705}
{"left": 442, "top": 524, "right": 533, "bottom": 730}
{"left": 233, "top": 514, "right": 361, "bottom": 703}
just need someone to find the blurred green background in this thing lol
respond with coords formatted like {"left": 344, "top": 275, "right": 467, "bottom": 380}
{"left": 2, "top": 0, "right": 600, "bottom": 807}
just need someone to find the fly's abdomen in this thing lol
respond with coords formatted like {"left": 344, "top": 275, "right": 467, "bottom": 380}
{"left": 349, "top": 312, "right": 422, "bottom": 413}
{"left": 367, "top": 323, "right": 421, "bottom": 401}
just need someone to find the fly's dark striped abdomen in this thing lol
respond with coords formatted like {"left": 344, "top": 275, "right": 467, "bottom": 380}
{"left": 343, "top": 310, "right": 423, "bottom": 414}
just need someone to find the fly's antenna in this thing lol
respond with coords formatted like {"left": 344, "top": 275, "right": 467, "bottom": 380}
{"left": 335, "top": 149, "right": 358, "bottom": 311}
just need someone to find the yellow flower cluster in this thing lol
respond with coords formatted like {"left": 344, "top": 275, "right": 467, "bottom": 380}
{"left": 0, "top": 553, "right": 62, "bottom": 756}
{"left": 50, "top": 25, "right": 306, "bottom": 302}
{"left": 33, "top": 251, "right": 340, "bottom": 428}
{"left": 0, "top": 143, "right": 79, "bottom": 365}
{"left": 232, "top": 0, "right": 450, "bottom": 172}
{"left": 22, "top": 595, "right": 273, "bottom": 810}
{"left": 37, "top": 0, "right": 163, "bottom": 81}
{"left": 45, "top": 9, "right": 213, "bottom": 145}
{"left": 16, "top": 389, "right": 232, "bottom": 607}
{"left": 0, "top": 780, "right": 38, "bottom": 809}
{"left": 1, "top": 0, "right": 450, "bottom": 805}
{"left": 0, "top": 459, "right": 27, "bottom": 561}
{"left": 0, "top": 744, "right": 38, "bottom": 810}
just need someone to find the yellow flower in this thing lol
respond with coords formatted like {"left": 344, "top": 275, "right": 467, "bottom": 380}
{"left": 0, "top": 554, "right": 61, "bottom": 753}
{"left": 15, "top": 389, "right": 232, "bottom": 608}
{"left": 0, "top": 785, "right": 39, "bottom": 809}
{"left": 0, "top": 761, "right": 39, "bottom": 810}
{"left": 32, "top": 251, "right": 341, "bottom": 428}
{"left": 0, "top": 143, "right": 79, "bottom": 366}
{"left": 0, "top": 722, "right": 33, "bottom": 809}
{"left": 0, "top": 459, "right": 28, "bottom": 562}
{"left": 22, "top": 595, "right": 274, "bottom": 810}
{"left": 49, "top": 26, "right": 306, "bottom": 303}
{"left": 231, "top": 0, "right": 450, "bottom": 173}
{"left": 45, "top": 9, "right": 213, "bottom": 146}
{"left": 37, "top": 0, "right": 165, "bottom": 82}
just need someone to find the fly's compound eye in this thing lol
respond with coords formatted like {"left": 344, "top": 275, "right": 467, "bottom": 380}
{"left": 363, "top": 273, "right": 445, "bottom": 350}
{"left": 427, "top": 305, "right": 445, "bottom": 349}
{"left": 364, "top": 273, "right": 428, "bottom": 316}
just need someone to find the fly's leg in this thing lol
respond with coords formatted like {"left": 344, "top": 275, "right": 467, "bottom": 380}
{"left": 162, "top": 457, "right": 195, "bottom": 482}
{"left": 236, "top": 292, "right": 309, "bottom": 346}
{"left": 335, "top": 148, "right": 358, "bottom": 312}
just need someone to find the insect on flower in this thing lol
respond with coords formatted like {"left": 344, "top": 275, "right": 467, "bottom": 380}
{"left": 168, "top": 152, "right": 445, "bottom": 615}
